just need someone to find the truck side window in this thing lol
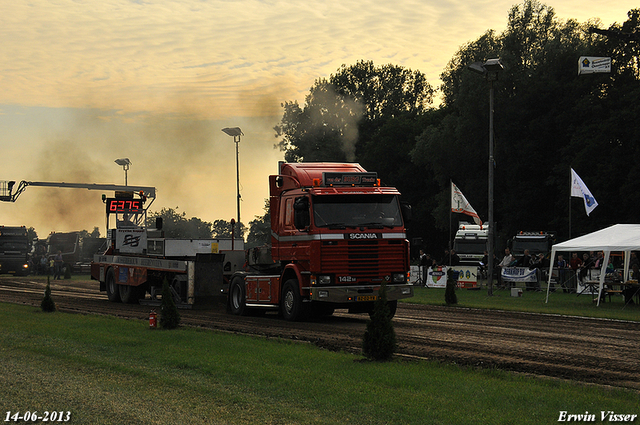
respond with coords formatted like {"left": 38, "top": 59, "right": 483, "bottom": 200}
{"left": 284, "top": 198, "right": 294, "bottom": 229}
{"left": 294, "top": 196, "right": 310, "bottom": 230}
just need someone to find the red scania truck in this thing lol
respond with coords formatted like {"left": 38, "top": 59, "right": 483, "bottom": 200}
{"left": 230, "top": 162, "right": 413, "bottom": 320}
{"left": 91, "top": 162, "right": 413, "bottom": 320}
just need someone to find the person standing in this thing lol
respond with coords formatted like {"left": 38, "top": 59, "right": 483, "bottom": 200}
{"left": 569, "top": 252, "right": 583, "bottom": 293}
{"left": 557, "top": 254, "right": 569, "bottom": 293}
{"left": 418, "top": 249, "right": 428, "bottom": 285}
{"left": 53, "top": 250, "right": 64, "bottom": 280}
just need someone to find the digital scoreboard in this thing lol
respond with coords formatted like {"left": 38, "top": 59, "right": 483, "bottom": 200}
{"left": 105, "top": 198, "right": 144, "bottom": 214}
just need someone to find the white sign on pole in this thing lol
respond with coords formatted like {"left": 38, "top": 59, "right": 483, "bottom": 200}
{"left": 578, "top": 56, "right": 611, "bottom": 75}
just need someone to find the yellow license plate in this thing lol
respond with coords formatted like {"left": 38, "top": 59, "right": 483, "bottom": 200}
{"left": 356, "top": 295, "right": 377, "bottom": 302}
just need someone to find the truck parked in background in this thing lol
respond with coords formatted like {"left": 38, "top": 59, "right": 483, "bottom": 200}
{"left": 0, "top": 226, "right": 30, "bottom": 275}
{"left": 91, "top": 162, "right": 413, "bottom": 320}
{"left": 46, "top": 231, "right": 107, "bottom": 274}
{"left": 509, "top": 231, "right": 557, "bottom": 258}
{"left": 452, "top": 222, "right": 488, "bottom": 265}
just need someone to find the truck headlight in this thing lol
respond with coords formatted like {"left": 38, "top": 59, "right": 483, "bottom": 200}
{"left": 392, "top": 273, "right": 406, "bottom": 283}
{"left": 318, "top": 275, "right": 331, "bottom": 285}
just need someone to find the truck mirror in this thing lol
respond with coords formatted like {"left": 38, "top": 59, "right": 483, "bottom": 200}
{"left": 401, "top": 202, "right": 412, "bottom": 224}
{"left": 294, "top": 196, "right": 310, "bottom": 230}
{"left": 155, "top": 217, "right": 163, "bottom": 230}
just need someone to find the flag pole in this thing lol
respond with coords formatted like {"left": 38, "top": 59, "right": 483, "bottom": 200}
{"left": 569, "top": 168, "right": 572, "bottom": 239}
{"left": 449, "top": 179, "right": 452, "bottom": 266}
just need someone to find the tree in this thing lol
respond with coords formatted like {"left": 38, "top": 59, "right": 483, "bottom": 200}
{"left": 79, "top": 227, "right": 101, "bottom": 240}
{"left": 41, "top": 276, "right": 56, "bottom": 312}
{"left": 362, "top": 284, "right": 397, "bottom": 361}
{"left": 445, "top": 269, "right": 458, "bottom": 305}
{"left": 275, "top": 60, "right": 434, "bottom": 163}
{"left": 412, "top": 0, "right": 640, "bottom": 247}
{"left": 26, "top": 227, "right": 38, "bottom": 242}
{"left": 147, "top": 207, "right": 215, "bottom": 239}
{"left": 246, "top": 200, "right": 271, "bottom": 248}
{"left": 212, "top": 219, "right": 246, "bottom": 240}
{"left": 160, "top": 277, "right": 180, "bottom": 330}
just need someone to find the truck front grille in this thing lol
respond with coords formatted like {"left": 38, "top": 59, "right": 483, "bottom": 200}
{"left": 320, "top": 240, "right": 406, "bottom": 281}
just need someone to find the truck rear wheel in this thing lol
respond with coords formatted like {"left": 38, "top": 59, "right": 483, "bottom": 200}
{"left": 229, "top": 277, "right": 246, "bottom": 316}
{"left": 119, "top": 284, "right": 141, "bottom": 304}
{"left": 281, "top": 279, "right": 305, "bottom": 321}
{"left": 105, "top": 268, "right": 121, "bottom": 303}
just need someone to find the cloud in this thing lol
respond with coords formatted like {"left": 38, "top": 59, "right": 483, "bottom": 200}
{"left": 0, "top": 0, "right": 637, "bottom": 234}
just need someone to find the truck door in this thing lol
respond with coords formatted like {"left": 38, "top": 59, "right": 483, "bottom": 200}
{"left": 279, "top": 195, "right": 310, "bottom": 262}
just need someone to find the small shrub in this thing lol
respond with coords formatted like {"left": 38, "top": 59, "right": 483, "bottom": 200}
{"left": 160, "top": 278, "right": 181, "bottom": 329}
{"left": 41, "top": 277, "right": 56, "bottom": 312}
{"left": 445, "top": 269, "right": 458, "bottom": 305}
{"left": 362, "top": 284, "right": 396, "bottom": 361}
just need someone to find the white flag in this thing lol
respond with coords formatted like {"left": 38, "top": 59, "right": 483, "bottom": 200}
{"left": 571, "top": 168, "right": 598, "bottom": 216}
{"left": 451, "top": 182, "right": 482, "bottom": 225}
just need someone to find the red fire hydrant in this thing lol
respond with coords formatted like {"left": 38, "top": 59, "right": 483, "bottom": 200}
{"left": 149, "top": 310, "right": 157, "bottom": 329}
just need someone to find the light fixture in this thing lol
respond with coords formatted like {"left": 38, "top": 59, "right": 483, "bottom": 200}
{"left": 114, "top": 158, "right": 131, "bottom": 186}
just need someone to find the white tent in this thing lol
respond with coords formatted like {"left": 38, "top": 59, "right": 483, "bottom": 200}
{"left": 545, "top": 224, "right": 640, "bottom": 306}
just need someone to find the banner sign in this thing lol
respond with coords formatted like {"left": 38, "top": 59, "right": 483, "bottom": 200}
{"left": 578, "top": 56, "right": 611, "bottom": 75}
{"left": 450, "top": 265, "right": 479, "bottom": 288}
{"left": 426, "top": 266, "right": 447, "bottom": 288}
{"left": 115, "top": 229, "right": 147, "bottom": 254}
{"left": 323, "top": 172, "right": 378, "bottom": 186}
{"left": 501, "top": 267, "right": 538, "bottom": 282}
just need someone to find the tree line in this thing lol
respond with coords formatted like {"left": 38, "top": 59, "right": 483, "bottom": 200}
{"left": 272, "top": 0, "right": 640, "bottom": 258}
{"left": 75, "top": 1, "right": 637, "bottom": 260}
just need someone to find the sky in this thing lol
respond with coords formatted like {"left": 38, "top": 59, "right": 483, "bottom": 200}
{"left": 0, "top": 0, "right": 636, "bottom": 238}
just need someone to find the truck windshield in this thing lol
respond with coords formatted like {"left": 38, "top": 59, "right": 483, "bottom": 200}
{"left": 0, "top": 239, "right": 28, "bottom": 251}
{"left": 512, "top": 239, "right": 548, "bottom": 255}
{"left": 312, "top": 194, "right": 402, "bottom": 228}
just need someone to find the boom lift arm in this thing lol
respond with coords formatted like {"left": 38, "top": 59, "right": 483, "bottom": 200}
{"left": 0, "top": 180, "right": 156, "bottom": 203}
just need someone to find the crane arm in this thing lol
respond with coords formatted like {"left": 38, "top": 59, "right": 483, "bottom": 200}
{"left": 0, "top": 180, "right": 156, "bottom": 202}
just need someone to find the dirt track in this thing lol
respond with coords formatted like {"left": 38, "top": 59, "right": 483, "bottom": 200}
{"left": 2, "top": 276, "right": 639, "bottom": 391}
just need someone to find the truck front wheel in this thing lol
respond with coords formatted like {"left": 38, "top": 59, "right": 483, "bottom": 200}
{"left": 105, "top": 268, "right": 121, "bottom": 303}
{"left": 281, "top": 279, "right": 305, "bottom": 321}
{"left": 229, "top": 277, "right": 246, "bottom": 316}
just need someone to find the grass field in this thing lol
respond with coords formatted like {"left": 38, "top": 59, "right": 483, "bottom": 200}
{"left": 1, "top": 302, "right": 638, "bottom": 425}
{"left": 407, "top": 284, "right": 640, "bottom": 322}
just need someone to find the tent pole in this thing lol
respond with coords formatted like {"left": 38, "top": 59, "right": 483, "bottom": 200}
{"left": 597, "top": 251, "right": 610, "bottom": 307}
{"left": 545, "top": 248, "right": 556, "bottom": 303}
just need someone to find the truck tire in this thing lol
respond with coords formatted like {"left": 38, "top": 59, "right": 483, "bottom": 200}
{"left": 387, "top": 300, "right": 398, "bottom": 319}
{"left": 229, "top": 277, "right": 247, "bottom": 316}
{"left": 105, "top": 268, "right": 121, "bottom": 303}
{"left": 119, "top": 284, "right": 141, "bottom": 304}
{"left": 281, "top": 279, "right": 305, "bottom": 321}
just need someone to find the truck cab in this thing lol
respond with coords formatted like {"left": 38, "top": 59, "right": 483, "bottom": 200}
{"left": 230, "top": 162, "right": 413, "bottom": 320}
{"left": 452, "top": 222, "right": 488, "bottom": 265}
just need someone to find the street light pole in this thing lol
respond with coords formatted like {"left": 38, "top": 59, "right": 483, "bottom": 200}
{"left": 468, "top": 59, "right": 503, "bottom": 296}
{"left": 114, "top": 158, "right": 131, "bottom": 186}
{"left": 221, "top": 127, "right": 243, "bottom": 225}
{"left": 488, "top": 76, "right": 496, "bottom": 297}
